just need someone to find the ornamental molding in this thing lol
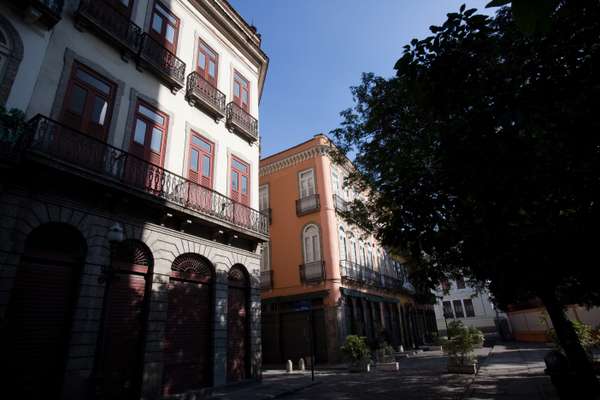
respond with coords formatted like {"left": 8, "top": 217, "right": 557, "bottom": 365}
{"left": 260, "top": 144, "right": 332, "bottom": 176}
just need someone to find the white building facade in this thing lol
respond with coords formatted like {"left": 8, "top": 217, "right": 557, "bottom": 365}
{"left": 433, "top": 279, "right": 501, "bottom": 335}
{"left": 0, "top": 0, "right": 268, "bottom": 398}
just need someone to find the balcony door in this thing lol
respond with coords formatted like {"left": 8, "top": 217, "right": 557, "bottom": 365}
{"left": 233, "top": 71, "right": 250, "bottom": 112}
{"left": 230, "top": 156, "right": 249, "bottom": 206}
{"left": 150, "top": 1, "right": 179, "bottom": 53}
{"left": 188, "top": 132, "right": 214, "bottom": 188}
{"left": 303, "top": 224, "right": 321, "bottom": 264}
{"left": 197, "top": 39, "right": 218, "bottom": 86}
{"left": 299, "top": 169, "right": 315, "bottom": 198}
{"left": 61, "top": 62, "right": 116, "bottom": 142}
{"left": 129, "top": 101, "right": 168, "bottom": 167}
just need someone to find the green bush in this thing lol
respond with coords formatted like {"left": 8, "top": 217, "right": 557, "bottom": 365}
{"left": 447, "top": 320, "right": 464, "bottom": 338}
{"left": 341, "top": 335, "right": 371, "bottom": 364}
{"left": 443, "top": 324, "right": 482, "bottom": 366}
{"left": 545, "top": 318, "right": 600, "bottom": 359}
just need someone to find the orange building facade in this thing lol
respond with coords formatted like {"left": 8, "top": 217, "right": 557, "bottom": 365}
{"left": 259, "top": 135, "right": 437, "bottom": 364}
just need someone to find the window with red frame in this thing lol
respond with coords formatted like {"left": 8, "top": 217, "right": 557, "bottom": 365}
{"left": 197, "top": 39, "right": 218, "bottom": 86}
{"left": 149, "top": 1, "right": 180, "bottom": 53}
{"left": 233, "top": 71, "right": 249, "bottom": 112}
{"left": 129, "top": 101, "right": 168, "bottom": 167}
{"left": 61, "top": 62, "right": 116, "bottom": 141}
{"left": 230, "top": 156, "right": 249, "bottom": 205}
{"left": 188, "top": 132, "right": 214, "bottom": 188}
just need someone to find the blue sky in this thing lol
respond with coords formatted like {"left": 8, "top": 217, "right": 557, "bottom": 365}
{"left": 228, "top": 0, "right": 493, "bottom": 157}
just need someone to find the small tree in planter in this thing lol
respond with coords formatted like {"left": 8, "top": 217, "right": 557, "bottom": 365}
{"left": 341, "top": 335, "right": 371, "bottom": 372}
{"left": 444, "top": 325, "right": 481, "bottom": 374}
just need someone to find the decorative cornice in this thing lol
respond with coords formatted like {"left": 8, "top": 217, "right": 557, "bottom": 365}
{"left": 260, "top": 144, "right": 332, "bottom": 176}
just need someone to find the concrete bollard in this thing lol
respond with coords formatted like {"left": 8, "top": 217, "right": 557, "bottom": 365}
{"left": 366, "top": 363, "right": 371, "bottom": 372}
{"left": 298, "top": 358, "right": 306, "bottom": 371}
{"left": 398, "top": 345, "right": 404, "bottom": 353}
{"left": 394, "top": 362, "right": 399, "bottom": 371}
{"left": 286, "top": 359, "right": 293, "bottom": 373}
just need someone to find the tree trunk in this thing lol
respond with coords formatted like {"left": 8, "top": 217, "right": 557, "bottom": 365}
{"left": 540, "top": 294, "right": 600, "bottom": 398}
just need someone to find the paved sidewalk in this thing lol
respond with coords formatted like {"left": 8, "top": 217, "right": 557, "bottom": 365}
{"left": 462, "top": 343, "right": 559, "bottom": 400}
{"left": 208, "top": 371, "right": 323, "bottom": 400}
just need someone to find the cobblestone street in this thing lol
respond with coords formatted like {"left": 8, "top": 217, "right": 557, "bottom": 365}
{"left": 210, "top": 343, "right": 560, "bottom": 400}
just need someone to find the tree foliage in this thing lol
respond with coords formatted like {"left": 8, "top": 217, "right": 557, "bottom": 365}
{"left": 332, "top": 1, "right": 600, "bottom": 389}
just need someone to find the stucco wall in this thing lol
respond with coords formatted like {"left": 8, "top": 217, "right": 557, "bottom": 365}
{"left": 12, "top": 0, "right": 261, "bottom": 210}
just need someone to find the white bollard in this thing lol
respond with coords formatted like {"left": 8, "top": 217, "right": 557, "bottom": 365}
{"left": 298, "top": 358, "right": 306, "bottom": 371}
{"left": 394, "top": 362, "right": 399, "bottom": 371}
{"left": 286, "top": 359, "right": 293, "bottom": 373}
{"left": 399, "top": 345, "right": 404, "bottom": 353}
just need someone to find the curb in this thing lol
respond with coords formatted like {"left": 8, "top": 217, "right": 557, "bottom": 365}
{"left": 262, "top": 381, "right": 322, "bottom": 400}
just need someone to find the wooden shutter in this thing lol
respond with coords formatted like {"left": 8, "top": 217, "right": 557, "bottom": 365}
{"left": 163, "top": 254, "right": 213, "bottom": 396}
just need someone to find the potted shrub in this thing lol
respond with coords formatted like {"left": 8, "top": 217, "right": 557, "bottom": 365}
{"left": 444, "top": 324, "right": 480, "bottom": 374}
{"left": 341, "top": 335, "right": 371, "bottom": 372}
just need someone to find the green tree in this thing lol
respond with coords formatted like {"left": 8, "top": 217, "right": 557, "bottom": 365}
{"left": 332, "top": 1, "right": 600, "bottom": 393}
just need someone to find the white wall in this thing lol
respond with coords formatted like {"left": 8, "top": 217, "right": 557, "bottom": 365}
{"left": 433, "top": 280, "right": 501, "bottom": 333}
{"left": 17, "top": 0, "right": 262, "bottom": 210}
{"left": 2, "top": 4, "right": 52, "bottom": 111}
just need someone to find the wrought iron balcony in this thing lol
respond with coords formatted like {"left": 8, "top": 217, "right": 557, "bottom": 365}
{"left": 296, "top": 194, "right": 320, "bottom": 216}
{"left": 75, "top": 0, "right": 142, "bottom": 59}
{"left": 18, "top": 0, "right": 63, "bottom": 28}
{"left": 333, "top": 194, "right": 348, "bottom": 213}
{"left": 340, "top": 260, "right": 404, "bottom": 292}
{"left": 226, "top": 102, "right": 258, "bottom": 142}
{"left": 138, "top": 34, "right": 186, "bottom": 92}
{"left": 300, "top": 260, "right": 325, "bottom": 284}
{"left": 16, "top": 115, "right": 268, "bottom": 237}
{"left": 186, "top": 72, "right": 226, "bottom": 120}
{"left": 261, "top": 270, "right": 273, "bottom": 290}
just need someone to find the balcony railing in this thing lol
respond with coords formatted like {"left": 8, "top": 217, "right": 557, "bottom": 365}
{"left": 261, "top": 270, "right": 273, "bottom": 290}
{"left": 20, "top": 0, "right": 63, "bottom": 28}
{"left": 16, "top": 115, "right": 268, "bottom": 237}
{"left": 186, "top": 72, "right": 226, "bottom": 120}
{"left": 138, "top": 34, "right": 186, "bottom": 92}
{"left": 226, "top": 102, "right": 258, "bottom": 142}
{"left": 300, "top": 260, "right": 325, "bottom": 284}
{"left": 340, "top": 260, "right": 404, "bottom": 291}
{"left": 76, "top": 0, "right": 142, "bottom": 58}
{"left": 333, "top": 194, "right": 348, "bottom": 213}
{"left": 296, "top": 194, "right": 320, "bottom": 216}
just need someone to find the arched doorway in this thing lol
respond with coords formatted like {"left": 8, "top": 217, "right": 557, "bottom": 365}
{"left": 227, "top": 264, "right": 250, "bottom": 382}
{"left": 99, "top": 239, "right": 153, "bottom": 399}
{"left": 163, "top": 253, "right": 214, "bottom": 396}
{"left": 1, "top": 223, "right": 86, "bottom": 399}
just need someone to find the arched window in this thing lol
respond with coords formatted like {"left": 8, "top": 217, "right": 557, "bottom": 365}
{"left": 338, "top": 226, "right": 347, "bottom": 261}
{"left": 348, "top": 232, "right": 357, "bottom": 264}
{"left": 302, "top": 224, "right": 321, "bottom": 263}
{"left": 359, "top": 242, "right": 366, "bottom": 267}
{"left": 0, "top": 16, "right": 23, "bottom": 106}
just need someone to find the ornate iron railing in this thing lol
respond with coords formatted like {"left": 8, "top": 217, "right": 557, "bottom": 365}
{"left": 340, "top": 260, "right": 404, "bottom": 291}
{"left": 138, "top": 34, "right": 186, "bottom": 90}
{"left": 21, "top": 115, "right": 268, "bottom": 236}
{"left": 296, "top": 194, "right": 320, "bottom": 216}
{"left": 76, "top": 0, "right": 142, "bottom": 55}
{"left": 226, "top": 102, "right": 258, "bottom": 142}
{"left": 186, "top": 72, "right": 226, "bottom": 119}
{"left": 21, "top": 0, "right": 64, "bottom": 28}
{"left": 333, "top": 194, "right": 348, "bottom": 213}
{"left": 300, "top": 260, "right": 325, "bottom": 283}
{"left": 260, "top": 270, "right": 273, "bottom": 290}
